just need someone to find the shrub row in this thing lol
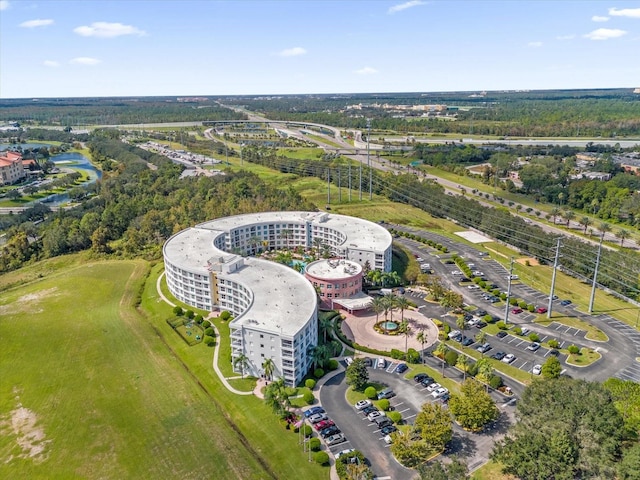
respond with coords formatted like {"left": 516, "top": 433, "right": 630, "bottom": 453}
{"left": 388, "top": 229, "right": 449, "bottom": 254}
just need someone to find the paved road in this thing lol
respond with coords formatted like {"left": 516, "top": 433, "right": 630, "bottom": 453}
{"left": 392, "top": 226, "right": 640, "bottom": 384}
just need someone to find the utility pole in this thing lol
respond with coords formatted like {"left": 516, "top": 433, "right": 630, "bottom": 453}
{"left": 588, "top": 231, "right": 604, "bottom": 313}
{"left": 359, "top": 128, "right": 362, "bottom": 200}
{"left": 348, "top": 159, "right": 352, "bottom": 202}
{"left": 326, "top": 169, "right": 330, "bottom": 207}
{"left": 367, "top": 118, "right": 372, "bottom": 200}
{"left": 338, "top": 167, "right": 342, "bottom": 203}
{"left": 504, "top": 257, "right": 515, "bottom": 324}
{"left": 547, "top": 238, "right": 562, "bottom": 318}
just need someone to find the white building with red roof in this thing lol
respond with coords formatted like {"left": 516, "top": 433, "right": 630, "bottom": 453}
{"left": 0, "top": 150, "right": 26, "bottom": 185}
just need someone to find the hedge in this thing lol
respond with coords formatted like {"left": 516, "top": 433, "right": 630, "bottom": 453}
{"left": 365, "top": 386, "right": 377, "bottom": 399}
{"left": 444, "top": 350, "right": 459, "bottom": 366}
{"left": 314, "top": 451, "right": 330, "bottom": 465}
{"left": 387, "top": 411, "right": 402, "bottom": 424}
{"left": 305, "top": 379, "right": 316, "bottom": 389}
{"left": 309, "top": 438, "right": 321, "bottom": 452}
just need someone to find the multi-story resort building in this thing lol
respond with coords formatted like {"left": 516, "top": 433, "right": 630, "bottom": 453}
{"left": 0, "top": 150, "right": 26, "bottom": 185}
{"left": 163, "top": 211, "right": 392, "bottom": 385}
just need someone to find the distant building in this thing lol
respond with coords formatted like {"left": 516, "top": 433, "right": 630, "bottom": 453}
{"left": 0, "top": 150, "right": 26, "bottom": 185}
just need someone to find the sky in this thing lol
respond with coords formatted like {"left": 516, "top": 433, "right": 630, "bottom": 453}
{"left": 1, "top": 0, "right": 639, "bottom": 98}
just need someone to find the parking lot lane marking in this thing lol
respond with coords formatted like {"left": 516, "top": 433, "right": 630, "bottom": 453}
{"left": 394, "top": 402, "right": 404, "bottom": 407}
{"left": 574, "top": 329, "right": 581, "bottom": 336}
{"left": 404, "top": 414, "right": 417, "bottom": 421}
{"left": 516, "top": 340, "right": 526, "bottom": 347}
{"left": 519, "top": 361, "right": 528, "bottom": 370}
{"left": 561, "top": 369, "right": 567, "bottom": 375}
{"left": 399, "top": 408, "right": 410, "bottom": 414}
{"left": 555, "top": 324, "right": 563, "bottom": 330}
{"left": 540, "top": 335, "right": 548, "bottom": 342}
{"left": 560, "top": 341, "right": 566, "bottom": 348}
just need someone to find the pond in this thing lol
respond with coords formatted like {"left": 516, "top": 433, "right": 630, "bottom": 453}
{"left": 30, "top": 152, "right": 102, "bottom": 207}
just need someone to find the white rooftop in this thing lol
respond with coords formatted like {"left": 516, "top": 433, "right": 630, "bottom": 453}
{"left": 228, "top": 258, "right": 317, "bottom": 338}
{"left": 197, "top": 211, "right": 391, "bottom": 252}
{"left": 163, "top": 227, "right": 223, "bottom": 272}
{"left": 305, "top": 258, "right": 361, "bottom": 280}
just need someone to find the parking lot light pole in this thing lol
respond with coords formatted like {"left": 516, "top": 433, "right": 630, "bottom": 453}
{"left": 547, "top": 238, "right": 562, "bottom": 318}
{"left": 504, "top": 257, "right": 514, "bottom": 324}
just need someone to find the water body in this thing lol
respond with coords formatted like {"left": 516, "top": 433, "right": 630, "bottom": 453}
{"left": 33, "top": 152, "right": 102, "bottom": 207}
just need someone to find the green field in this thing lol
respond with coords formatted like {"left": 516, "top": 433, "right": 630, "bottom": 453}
{"left": 0, "top": 257, "right": 327, "bottom": 479}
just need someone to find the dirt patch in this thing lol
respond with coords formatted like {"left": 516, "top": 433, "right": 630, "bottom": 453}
{"left": 516, "top": 257, "right": 539, "bottom": 266}
{"left": 0, "top": 403, "right": 51, "bottom": 464}
{"left": 0, "top": 287, "right": 58, "bottom": 316}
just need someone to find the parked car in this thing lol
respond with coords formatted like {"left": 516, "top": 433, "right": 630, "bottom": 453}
{"left": 420, "top": 376, "right": 435, "bottom": 388}
{"left": 468, "top": 285, "right": 480, "bottom": 290}
{"left": 367, "top": 411, "right": 385, "bottom": 421}
{"left": 414, "top": 373, "right": 429, "bottom": 383}
{"left": 476, "top": 342, "right": 492, "bottom": 353}
{"left": 475, "top": 321, "right": 488, "bottom": 328}
{"left": 511, "top": 307, "right": 523, "bottom": 314}
{"left": 431, "top": 387, "right": 449, "bottom": 399}
{"left": 476, "top": 309, "right": 487, "bottom": 316}
{"left": 321, "top": 425, "right": 340, "bottom": 438}
{"left": 354, "top": 399, "right": 372, "bottom": 410}
{"left": 381, "top": 425, "right": 397, "bottom": 435}
{"left": 496, "top": 331, "right": 508, "bottom": 339}
{"left": 374, "top": 417, "right": 393, "bottom": 429}
{"left": 438, "top": 392, "right": 451, "bottom": 404}
{"left": 451, "top": 333, "right": 463, "bottom": 342}
{"left": 448, "top": 330, "right": 461, "bottom": 340}
{"left": 335, "top": 448, "right": 355, "bottom": 459}
{"left": 309, "top": 413, "right": 328, "bottom": 424}
{"left": 549, "top": 349, "right": 560, "bottom": 356}
{"left": 461, "top": 336, "right": 475, "bottom": 347}
{"left": 532, "top": 364, "right": 542, "bottom": 375}
{"left": 492, "top": 351, "right": 507, "bottom": 360}
{"left": 344, "top": 357, "right": 354, "bottom": 366}
{"left": 520, "top": 327, "right": 530, "bottom": 336}
{"left": 535, "top": 307, "right": 547, "bottom": 314}
{"left": 376, "top": 358, "right": 386, "bottom": 369}
{"left": 377, "top": 388, "right": 396, "bottom": 400}
{"left": 395, "top": 363, "right": 408, "bottom": 374}
{"left": 426, "top": 382, "right": 442, "bottom": 392}
{"left": 362, "top": 357, "right": 373, "bottom": 367}
{"left": 560, "top": 299, "right": 572, "bottom": 306}
{"left": 314, "top": 419, "right": 335, "bottom": 431}
{"left": 502, "top": 353, "right": 516, "bottom": 364}
{"left": 362, "top": 405, "right": 378, "bottom": 415}
{"left": 384, "top": 435, "right": 393, "bottom": 444}
{"left": 304, "top": 406, "right": 325, "bottom": 418}
{"left": 526, "top": 342, "right": 541, "bottom": 352}
{"left": 326, "top": 433, "right": 347, "bottom": 446}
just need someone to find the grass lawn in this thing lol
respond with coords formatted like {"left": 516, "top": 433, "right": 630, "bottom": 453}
{"left": 471, "top": 460, "right": 516, "bottom": 480}
{"left": 404, "top": 363, "right": 461, "bottom": 394}
{"left": 0, "top": 257, "right": 327, "bottom": 480}
{"left": 565, "top": 348, "right": 602, "bottom": 367}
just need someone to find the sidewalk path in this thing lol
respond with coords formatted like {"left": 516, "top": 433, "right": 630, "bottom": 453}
{"left": 157, "top": 272, "right": 252, "bottom": 396}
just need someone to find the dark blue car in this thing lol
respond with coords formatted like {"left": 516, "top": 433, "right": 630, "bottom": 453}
{"left": 304, "top": 406, "right": 325, "bottom": 418}
{"left": 395, "top": 363, "right": 408, "bottom": 374}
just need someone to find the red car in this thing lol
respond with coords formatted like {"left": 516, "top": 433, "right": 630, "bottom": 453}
{"left": 535, "top": 307, "right": 547, "bottom": 314}
{"left": 314, "top": 419, "right": 334, "bottom": 431}
{"left": 511, "top": 307, "right": 523, "bottom": 314}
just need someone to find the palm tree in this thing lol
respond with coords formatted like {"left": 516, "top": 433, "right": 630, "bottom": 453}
{"left": 475, "top": 331, "right": 487, "bottom": 349}
{"left": 233, "top": 353, "right": 251, "bottom": 379}
{"left": 476, "top": 358, "right": 494, "bottom": 391}
{"left": 579, "top": 216, "right": 592, "bottom": 233}
{"left": 615, "top": 228, "right": 631, "bottom": 247}
{"left": 309, "top": 344, "right": 330, "bottom": 370}
{"left": 456, "top": 355, "right": 469, "bottom": 381}
{"left": 264, "top": 377, "right": 290, "bottom": 416}
{"left": 385, "top": 294, "right": 399, "bottom": 323}
{"left": 279, "top": 229, "right": 293, "bottom": 250}
{"left": 563, "top": 209, "right": 575, "bottom": 227}
{"left": 456, "top": 315, "right": 467, "bottom": 347}
{"left": 550, "top": 207, "right": 561, "bottom": 224}
{"left": 599, "top": 222, "right": 611, "bottom": 235}
{"left": 395, "top": 296, "right": 411, "bottom": 321}
{"left": 398, "top": 320, "right": 412, "bottom": 355}
{"left": 319, "top": 315, "right": 333, "bottom": 343}
{"left": 262, "top": 358, "right": 275, "bottom": 381}
{"left": 416, "top": 329, "right": 427, "bottom": 364}
{"left": 312, "top": 237, "right": 324, "bottom": 258}
{"left": 370, "top": 296, "right": 386, "bottom": 323}
{"left": 434, "top": 342, "right": 449, "bottom": 377}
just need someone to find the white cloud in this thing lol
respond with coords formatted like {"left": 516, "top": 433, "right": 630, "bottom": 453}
{"left": 0, "top": 1, "right": 9, "bottom": 11}
{"left": 388, "top": 0, "right": 425, "bottom": 14}
{"left": 591, "top": 15, "right": 609, "bottom": 22}
{"left": 43, "top": 60, "right": 60, "bottom": 67}
{"left": 609, "top": 7, "right": 640, "bottom": 19}
{"left": 527, "top": 41, "right": 543, "bottom": 47}
{"left": 278, "top": 47, "right": 307, "bottom": 57}
{"left": 584, "top": 28, "right": 627, "bottom": 40}
{"left": 70, "top": 57, "right": 101, "bottom": 65}
{"left": 556, "top": 34, "right": 576, "bottom": 40}
{"left": 354, "top": 66, "right": 378, "bottom": 75}
{"left": 73, "top": 22, "right": 146, "bottom": 38}
{"left": 20, "top": 19, "right": 54, "bottom": 28}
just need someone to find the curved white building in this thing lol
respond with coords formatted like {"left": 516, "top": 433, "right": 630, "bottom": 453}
{"left": 163, "top": 211, "right": 392, "bottom": 385}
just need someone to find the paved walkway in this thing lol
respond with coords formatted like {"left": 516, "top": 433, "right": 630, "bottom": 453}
{"left": 157, "top": 272, "right": 252, "bottom": 396}
{"left": 341, "top": 305, "right": 439, "bottom": 353}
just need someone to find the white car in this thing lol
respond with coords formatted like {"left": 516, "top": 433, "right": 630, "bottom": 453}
{"left": 376, "top": 358, "right": 386, "bottom": 369}
{"left": 451, "top": 270, "right": 462, "bottom": 276}
{"left": 473, "top": 271, "right": 484, "bottom": 276}
{"left": 367, "top": 411, "right": 385, "bottom": 421}
{"left": 344, "top": 357, "right": 354, "bottom": 366}
{"left": 335, "top": 448, "right": 355, "bottom": 459}
{"left": 431, "top": 387, "right": 449, "bottom": 398}
{"left": 354, "top": 399, "right": 372, "bottom": 410}
{"left": 426, "top": 382, "right": 441, "bottom": 392}
{"left": 502, "top": 353, "right": 516, "bottom": 364}
{"left": 532, "top": 364, "right": 542, "bottom": 375}
{"left": 467, "top": 285, "right": 480, "bottom": 290}
{"left": 309, "top": 413, "right": 328, "bottom": 424}
{"left": 326, "top": 433, "right": 346, "bottom": 446}
{"left": 384, "top": 434, "right": 393, "bottom": 445}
